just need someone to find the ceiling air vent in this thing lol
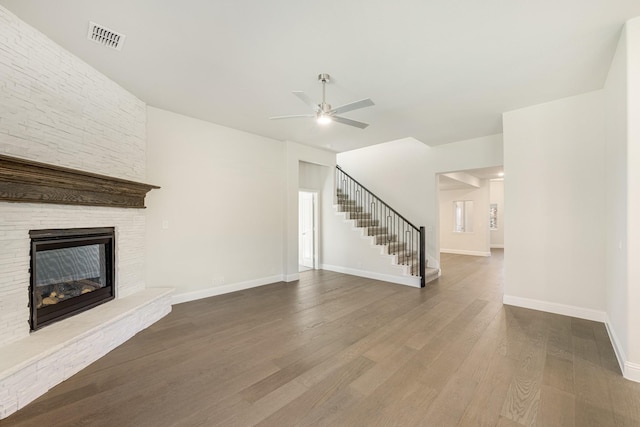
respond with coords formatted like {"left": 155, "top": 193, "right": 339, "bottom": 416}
{"left": 87, "top": 21, "right": 126, "bottom": 51}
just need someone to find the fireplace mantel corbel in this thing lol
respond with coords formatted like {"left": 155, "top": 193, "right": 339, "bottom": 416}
{"left": 0, "top": 154, "right": 159, "bottom": 208}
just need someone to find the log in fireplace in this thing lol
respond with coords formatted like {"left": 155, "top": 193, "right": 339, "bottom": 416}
{"left": 29, "top": 227, "right": 115, "bottom": 330}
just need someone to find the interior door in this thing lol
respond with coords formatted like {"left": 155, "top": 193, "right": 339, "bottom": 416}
{"left": 299, "top": 191, "right": 315, "bottom": 269}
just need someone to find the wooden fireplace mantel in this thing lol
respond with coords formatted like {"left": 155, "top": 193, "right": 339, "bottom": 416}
{"left": 0, "top": 154, "right": 159, "bottom": 208}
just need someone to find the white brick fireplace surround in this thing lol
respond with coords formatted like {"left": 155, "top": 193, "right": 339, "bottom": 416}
{"left": 0, "top": 7, "right": 173, "bottom": 419}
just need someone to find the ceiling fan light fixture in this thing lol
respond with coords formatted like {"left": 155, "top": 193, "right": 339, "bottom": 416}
{"left": 317, "top": 114, "right": 332, "bottom": 125}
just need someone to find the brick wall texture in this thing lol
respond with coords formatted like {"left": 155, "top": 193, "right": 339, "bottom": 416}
{"left": 0, "top": 8, "right": 146, "bottom": 181}
{"left": 0, "top": 6, "right": 149, "bottom": 347}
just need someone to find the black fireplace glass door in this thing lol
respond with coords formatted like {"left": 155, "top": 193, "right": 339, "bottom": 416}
{"left": 34, "top": 243, "right": 107, "bottom": 309}
{"left": 30, "top": 227, "right": 115, "bottom": 330}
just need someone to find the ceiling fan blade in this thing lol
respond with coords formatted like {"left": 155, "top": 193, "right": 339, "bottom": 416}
{"left": 332, "top": 115, "right": 370, "bottom": 129}
{"left": 330, "top": 98, "right": 374, "bottom": 115}
{"left": 270, "top": 114, "right": 315, "bottom": 120}
{"left": 292, "top": 91, "right": 319, "bottom": 112}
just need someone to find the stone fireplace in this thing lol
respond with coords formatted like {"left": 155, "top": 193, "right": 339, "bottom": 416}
{"left": 0, "top": 6, "right": 174, "bottom": 419}
{"left": 0, "top": 156, "right": 171, "bottom": 420}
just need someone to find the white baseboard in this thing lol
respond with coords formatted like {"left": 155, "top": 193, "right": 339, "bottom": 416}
{"left": 440, "top": 249, "right": 491, "bottom": 257}
{"left": 320, "top": 264, "right": 421, "bottom": 288}
{"left": 172, "top": 275, "right": 284, "bottom": 305}
{"left": 284, "top": 273, "right": 300, "bottom": 282}
{"left": 605, "top": 316, "right": 626, "bottom": 377}
{"left": 490, "top": 244, "right": 504, "bottom": 249}
{"left": 624, "top": 362, "right": 640, "bottom": 383}
{"left": 502, "top": 294, "right": 606, "bottom": 322}
{"left": 605, "top": 315, "right": 640, "bottom": 383}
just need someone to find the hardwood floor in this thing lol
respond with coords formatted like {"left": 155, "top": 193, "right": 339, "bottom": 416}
{"left": 4, "top": 250, "right": 640, "bottom": 426}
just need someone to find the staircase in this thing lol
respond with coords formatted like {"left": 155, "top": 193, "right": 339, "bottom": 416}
{"left": 335, "top": 166, "right": 434, "bottom": 287}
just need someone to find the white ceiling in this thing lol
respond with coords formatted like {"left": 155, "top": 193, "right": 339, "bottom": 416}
{"left": 439, "top": 175, "right": 473, "bottom": 191}
{"left": 461, "top": 166, "right": 505, "bottom": 181}
{"left": 439, "top": 166, "right": 504, "bottom": 190}
{"left": 2, "top": 1, "right": 639, "bottom": 153}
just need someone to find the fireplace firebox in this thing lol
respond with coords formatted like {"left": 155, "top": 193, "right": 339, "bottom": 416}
{"left": 29, "top": 227, "right": 115, "bottom": 330}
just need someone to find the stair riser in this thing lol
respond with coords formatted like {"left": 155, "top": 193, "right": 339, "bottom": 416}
{"left": 387, "top": 242, "right": 407, "bottom": 251}
{"left": 367, "top": 227, "right": 388, "bottom": 235}
{"left": 356, "top": 219, "right": 379, "bottom": 227}
{"left": 374, "top": 235, "right": 397, "bottom": 244}
{"left": 393, "top": 252, "right": 417, "bottom": 261}
{"left": 387, "top": 246, "right": 416, "bottom": 255}
{"left": 337, "top": 206, "right": 363, "bottom": 213}
{"left": 346, "top": 212, "right": 372, "bottom": 220}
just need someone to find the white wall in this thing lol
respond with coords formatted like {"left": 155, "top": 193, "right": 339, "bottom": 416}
{"left": 145, "top": 107, "right": 287, "bottom": 303}
{"left": 604, "top": 22, "right": 629, "bottom": 373}
{"left": 299, "top": 161, "right": 327, "bottom": 191}
{"left": 320, "top": 211, "right": 419, "bottom": 286}
{"left": 439, "top": 181, "right": 491, "bottom": 256}
{"left": 145, "top": 112, "right": 335, "bottom": 300}
{"left": 625, "top": 16, "right": 640, "bottom": 376}
{"left": 490, "top": 180, "right": 505, "bottom": 248}
{"left": 337, "top": 135, "right": 503, "bottom": 270}
{"left": 0, "top": 5, "right": 148, "bottom": 347}
{"left": 503, "top": 90, "right": 606, "bottom": 319}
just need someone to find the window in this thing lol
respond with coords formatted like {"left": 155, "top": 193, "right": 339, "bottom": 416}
{"left": 490, "top": 203, "right": 498, "bottom": 230}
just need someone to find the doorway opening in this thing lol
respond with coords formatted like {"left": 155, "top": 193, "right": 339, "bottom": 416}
{"left": 299, "top": 191, "right": 318, "bottom": 272}
{"left": 436, "top": 166, "right": 504, "bottom": 273}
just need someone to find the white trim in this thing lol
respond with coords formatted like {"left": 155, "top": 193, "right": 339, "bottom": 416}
{"left": 298, "top": 189, "right": 319, "bottom": 270}
{"left": 440, "top": 248, "right": 491, "bottom": 257}
{"left": 605, "top": 315, "right": 627, "bottom": 377}
{"left": 502, "top": 295, "right": 606, "bottom": 322}
{"left": 490, "top": 244, "right": 504, "bottom": 249}
{"left": 605, "top": 315, "right": 640, "bottom": 383}
{"left": 285, "top": 273, "right": 300, "bottom": 282}
{"left": 424, "top": 268, "right": 442, "bottom": 284}
{"left": 503, "top": 298, "right": 640, "bottom": 383}
{"left": 624, "top": 362, "right": 640, "bottom": 383}
{"left": 172, "top": 275, "right": 285, "bottom": 305}
{"left": 320, "top": 264, "right": 421, "bottom": 288}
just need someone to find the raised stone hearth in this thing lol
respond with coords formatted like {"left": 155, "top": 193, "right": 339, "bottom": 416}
{"left": 0, "top": 288, "right": 173, "bottom": 418}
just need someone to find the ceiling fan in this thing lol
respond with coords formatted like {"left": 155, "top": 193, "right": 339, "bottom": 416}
{"left": 270, "top": 73, "right": 374, "bottom": 129}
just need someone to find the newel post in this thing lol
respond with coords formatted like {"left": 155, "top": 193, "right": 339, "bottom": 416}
{"left": 419, "top": 226, "right": 426, "bottom": 288}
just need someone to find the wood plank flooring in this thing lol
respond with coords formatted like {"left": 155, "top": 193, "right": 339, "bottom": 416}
{"left": 4, "top": 249, "right": 640, "bottom": 426}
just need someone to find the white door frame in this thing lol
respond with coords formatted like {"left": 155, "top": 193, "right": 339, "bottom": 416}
{"left": 298, "top": 190, "right": 319, "bottom": 270}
